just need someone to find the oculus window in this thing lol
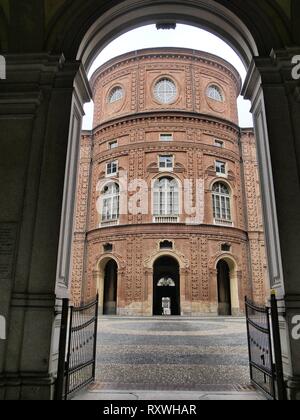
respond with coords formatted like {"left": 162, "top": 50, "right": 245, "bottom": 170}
{"left": 154, "top": 78, "right": 177, "bottom": 104}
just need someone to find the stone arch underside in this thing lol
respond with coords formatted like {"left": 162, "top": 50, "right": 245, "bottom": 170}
{"left": 44, "top": 0, "right": 292, "bottom": 71}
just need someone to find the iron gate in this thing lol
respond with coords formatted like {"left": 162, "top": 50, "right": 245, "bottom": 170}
{"left": 56, "top": 295, "right": 99, "bottom": 400}
{"left": 245, "top": 294, "right": 286, "bottom": 400}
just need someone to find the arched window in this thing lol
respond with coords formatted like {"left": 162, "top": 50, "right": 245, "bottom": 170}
{"left": 154, "top": 78, "right": 177, "bottom": 104}
{"left": 212, "top": 182, "right": 232, "bottom": 223}
{"left": 153, "top": 177, "right": 179, "bottom": 221}
{"left": 207, "top": 85, "right": 224, "bottom": 102}
{"left": 108, "top": 86, "right": 124, "bottom": 103}
{"left": 101, "top": 183, "right": 120, "bottom": 225}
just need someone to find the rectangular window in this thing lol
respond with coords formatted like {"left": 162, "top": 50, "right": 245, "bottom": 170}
{"left": 160, "top": 133, "right": 173, "bottom": 142}
{"left": 213, "top": 195, "right": 231, "bottom": 222}
{"left": 109, "top": 140, "right": 118, "bottom": 149}
{"left": 106, "top": 161, "right": 118, "bottom": 176}
{"left": 102, "top": 196, "right": 119, "bottom": 222}
{"left": 159, "top": 155, "right": 174, "bottom": 170}
{"left": 216, "top": 160, "right": 226, "bottom": 175}
{"left": 215, "top": 139, "right": 224, "bottom": 148}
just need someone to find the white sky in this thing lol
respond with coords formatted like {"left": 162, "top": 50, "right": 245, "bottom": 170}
{"left": 82, "top": 24, "right": 253, "bottom": 130}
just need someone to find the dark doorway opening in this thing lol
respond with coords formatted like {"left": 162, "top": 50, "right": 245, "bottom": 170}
{"left": 153, "top": 256, "right": 180, "bottom": 316}
{"left": 103, "top": 260, "right": 118, "bottom": 315}
{"left": 217, "top": 260, "right": 232, "bottom": 316}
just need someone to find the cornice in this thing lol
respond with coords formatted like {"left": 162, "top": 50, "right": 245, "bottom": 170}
{"left": 90, "top": 48, "right": 242, "bottom": 94}
{"left": 92, "top": 111, "right": 241, "bottom": 135}
{"left": 85, "top": 223, "right": 248, "bottom": 241}
{"left": 93, "top": 141, "right": 240, "bottom": 164}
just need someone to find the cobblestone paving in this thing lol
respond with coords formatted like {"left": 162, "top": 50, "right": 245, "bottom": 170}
{"left": 92, "top": 317, "right": 252, "bottom": 392}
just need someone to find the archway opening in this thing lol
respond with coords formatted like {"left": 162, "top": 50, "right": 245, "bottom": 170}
{"left": 153, "top": 256, "right": 180, "bottom": 316}
{"left": 103, "top": 259, "right": 118, "bottom": 315}
{"left": 217, "top": 260, "right": 232, "bottom": 316}
{"left": 55, "top": 0, "right": 285, "bottom": 396}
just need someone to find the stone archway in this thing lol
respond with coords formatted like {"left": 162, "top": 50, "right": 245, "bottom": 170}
{"left": 215, "top": 256, "right": 240, "bottom": 316}
{"left": 153, "top": 256, "right": 181, "bottom": 316}
{"left": 53, "top": 5, "right": 292, "bottom": 392}
{"left": 95, "top": 256, "right": 120, "bottom": 315}
{"left": 145, "top": 248, "right": 189, "bottom": 316}
{"left": 55, "top": 0, "right": 286, "bottom": 307}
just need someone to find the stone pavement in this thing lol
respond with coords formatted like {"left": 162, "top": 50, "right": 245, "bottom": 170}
{"left": 74, "top": 317, "right": 265, "bottom": 400}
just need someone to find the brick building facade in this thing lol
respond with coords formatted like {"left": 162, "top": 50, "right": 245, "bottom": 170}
{"left": 71, "top": 48, "right": 267, "bottom": 316}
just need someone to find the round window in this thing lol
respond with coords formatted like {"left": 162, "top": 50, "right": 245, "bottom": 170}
{"left": 206, "top": 85, "right": 224, "bottom": 102}
{"left": 108, "top": 86, "right": 124, "bottom": 103}
{"left": 154, "top": 78, "right": 177, "bottom": 104}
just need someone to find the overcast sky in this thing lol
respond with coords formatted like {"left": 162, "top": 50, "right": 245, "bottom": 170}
{"left": 83, "top": 24, "right": 253, "bottom": 130}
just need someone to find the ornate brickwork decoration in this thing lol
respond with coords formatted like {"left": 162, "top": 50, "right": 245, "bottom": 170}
{"left": 200, "top": 237, "right": 209, "bottom": 300}
{"left": 190, "top": 236, "right": 199, "bottom": 300}
{"left": 71, "top": 48, "right": 267, "bottom": 315}
{"left": 134, "top": 236, "right": 143, "bottom": 301}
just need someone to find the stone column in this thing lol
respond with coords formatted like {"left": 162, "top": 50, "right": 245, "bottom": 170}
{"left": 117, "top": 268, "right": 126, "bottom": 315}
{"left": 143, "top": 268, "right": 153, "bottom": 316}
{"left": 243, "top": 48, "right": 300, "bottom": 399}
{"left": 234, "top": 270, "right": 243, "bottom": 316}
{"left": 0, "top": 54, "right": 91, "bottom": 400}
{"left": 209, "top": 268, "right": 218, "bottom": 315}
{"left": 180, "top": 267, "right": 191, "bottom": 316}
{"left": 93, "top": 270, "right": 103, "bottom": 314}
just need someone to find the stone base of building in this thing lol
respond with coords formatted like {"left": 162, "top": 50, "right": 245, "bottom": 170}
{"left": 286, "top": 378, "right": 300, "bottom": 401}
{"left": 110, "top": 301, "right": 244, "bottom": 317}
{"left": 0, "top": 374, "right": 56, "bottom": 400}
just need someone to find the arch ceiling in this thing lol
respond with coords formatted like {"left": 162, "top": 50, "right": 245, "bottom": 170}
{"left": 0, "top": 1, "right": 294, "bottom": 63}
{"left": 45, "top": 0, "right": 292, "bottom": 69}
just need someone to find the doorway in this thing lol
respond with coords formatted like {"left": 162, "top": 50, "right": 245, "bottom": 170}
{"left": 217, "top": 260, "right": 232, "bottom": 316}
{"left": 153, "top": 256, "right": 180, "bottom": 316}
{"left": 103, "top": 259, "right": 118, "bottom": 315}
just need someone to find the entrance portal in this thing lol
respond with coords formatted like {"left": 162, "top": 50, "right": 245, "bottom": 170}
{"left": 217, "top": 260, "right": 232, "bottom": 316}
{"left": 103, "top": 260, "right": 118, "bottom": 315}
{"left": 153, "top": 256, "right": 180, "bottom": 316}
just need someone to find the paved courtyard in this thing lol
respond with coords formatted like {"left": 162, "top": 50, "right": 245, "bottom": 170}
{"left": 81, "top": 317, "right": 262, "bottom": 395}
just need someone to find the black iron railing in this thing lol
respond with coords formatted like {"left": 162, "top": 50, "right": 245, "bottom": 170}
{"left": 245, "top": 294, "right": 286, "bottom": 400}
{"left": 55, "top": 295, "right": 99, "bottom": 400}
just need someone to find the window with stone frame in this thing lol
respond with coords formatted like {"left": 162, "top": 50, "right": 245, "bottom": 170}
{"left": 101, "top": 183, "right": 120, "bottom": 224}
{"left": 153, "top": 177, "right": 179, "bottom": 216}
{"left": 215, "top": 160, "right": 226, "bottom": 175}
{"left": 212, "top": 182, "right": 232, "bottom": 222}
{"left": 159, "top": 155, "right": 174, "bottom": 170}
{"left": 106, "top": 160, "right": 118, "bottom": 176}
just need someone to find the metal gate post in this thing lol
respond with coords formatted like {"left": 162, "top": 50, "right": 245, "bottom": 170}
{"left": 92, "top": 294, "right": 99, "bottom": 380}
{"left": 64, "top": 304, "right": 74, "bottom": 400}
{"left": 55, "top": 298, "right": 69, "bottom": 400}
{"left": 270, "top": 293, "right": 287, "bottom": 400}
{"left": 245, "top": 297, "right": 253, "bottom": 383}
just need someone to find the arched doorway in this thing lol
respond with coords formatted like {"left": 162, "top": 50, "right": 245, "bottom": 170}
{"left": 153, "top": 256, "right": 180, "bottom": 316}
{"left": 217, "top": 260, "right": 232, "bottom": 316}
{"left": 103, "top": 260, "right": 118, "bottom": 315}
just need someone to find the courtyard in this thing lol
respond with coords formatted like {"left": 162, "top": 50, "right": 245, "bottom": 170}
{"left": 75, "top": 317, "right": 264, "bottom": 400}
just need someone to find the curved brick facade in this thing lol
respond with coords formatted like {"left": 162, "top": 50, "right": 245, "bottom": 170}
{"left": 71, "top": 48, "right": 267, "bottom": 316}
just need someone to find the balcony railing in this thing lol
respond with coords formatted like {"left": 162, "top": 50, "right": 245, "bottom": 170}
{"left": 154, "top": 216, "right": 179, "bottom": 224}
{"left": 214, "top": 218, "right": 233, "bottom": 227}
{"left": 100, "top": 219, "right": 119, "bottom": 228}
